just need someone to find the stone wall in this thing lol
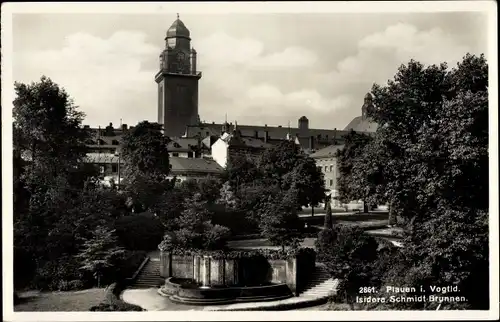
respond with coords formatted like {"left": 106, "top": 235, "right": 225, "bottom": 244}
{"left": 159, "top": 251, "right": 315, "bottom": 294}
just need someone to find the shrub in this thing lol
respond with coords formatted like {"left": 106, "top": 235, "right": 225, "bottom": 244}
{"left": 315, "top": 228, "right": 337, "bottom": 262}
{"left": 91, "top": 282, "right": 145, "bottom": 311}
{"left": 113, "top": 250, "right": 148, "bottom": 281}
{"left": 114, "top": 212, "right": 164, "bottom": 251}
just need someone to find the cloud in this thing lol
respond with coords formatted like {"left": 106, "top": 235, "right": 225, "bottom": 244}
{"left": 244, "top": 84, "right": 351, "bottom": 114}
{"left": 320, "top": 23, "right": 471, "bottom": 91}
{"left": 12, "top": 21, "right": 475, "bottom": 131}
{"left": 195, "top": 32, "right": 317, "bottom": 70}
{"left": 14, "top": 31, "right": 161, "bottom": 126}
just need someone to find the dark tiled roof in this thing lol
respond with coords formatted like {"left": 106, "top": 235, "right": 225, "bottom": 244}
{"left": 187, "top": 123, "right": 348, "bottom": 141}
{"left": 309, "top": 145, "right": 344, "bottom": 159}
{"left": 169, "top": 157, "right": 223, "bottom": 174}
{"left": 167, "top": 137, "right": 200, "bottom": 152}
{"left": 343, "top": 116, "right": 378, "bottom": 132}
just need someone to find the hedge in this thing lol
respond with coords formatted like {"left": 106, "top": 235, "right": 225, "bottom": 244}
{"left": 159, "top": 247, "right": 316, "bottom": 260}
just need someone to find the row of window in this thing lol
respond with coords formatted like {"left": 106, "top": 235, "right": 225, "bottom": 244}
{"left": 324, "top": 165, "right": 335, "bottom": 172}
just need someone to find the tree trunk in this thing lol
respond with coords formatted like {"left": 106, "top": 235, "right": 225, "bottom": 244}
{"left": 97, "top": 273, "right": 101, "bottom": 288}
{"left": 282, "top": 245, "right": 285, "bottom": 252}
{"left": 311, "top": 205, "right": 315, "bottom": 217}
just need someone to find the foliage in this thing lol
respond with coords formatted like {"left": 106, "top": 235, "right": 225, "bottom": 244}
{"left": 114, "top": 212, "right": 165, "bottom": 251}
{"left": 334, "top": 54, "right": 489, "bottom": 309}
{"left": 335, "top": 130, "right": 374, "bottom": 207}
{"left": 320, "top": 226, "right": 379, "bottom": 307}
{"left": 160, "top": 246, "right": 316, "bottom": 261}
{"left": 13, "top": 76, "right": 89, "bottom": 180}
{"left": 258, "top": 140, "right": 325, "bottom": 208}
{"left": 258, "top": 188, "right": 304, "bottom": 251}
{"left": 76, "top": 226, "right": 125, "bottom": 287}
{"left": 222, "top": 153, "right": 261, "bottom": 192}
{"left": 171, "top": 193, "right": 231, "bottom": 250}
{"left": 324, "top": 202, "right": 334, "bottom": 229}
{"left": 90, "top": 282, "right": 144, "bottom": 311}
{"left": 121, "top": 121, "right": 172, "bottom": 212}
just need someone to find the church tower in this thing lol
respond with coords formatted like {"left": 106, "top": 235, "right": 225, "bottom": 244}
{"left": 155, "top": 14, "right": 202, "bottom": 138}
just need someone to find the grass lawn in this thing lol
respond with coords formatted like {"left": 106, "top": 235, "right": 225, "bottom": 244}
{"left": 15, "top": 288, "right": 107, "bottom": 312}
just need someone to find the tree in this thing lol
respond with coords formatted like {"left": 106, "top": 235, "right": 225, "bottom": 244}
{"left": 321, "top": 226, "right": 379, "bottom": 309}
{"left": 13, "top": 76, "right": 89, "bottom": 179}
{"left": 222, "top": 153, "right": 261, "bottom": 193}
{"left": 76, "top": 226, "right": 125, "bottom": 288}
{"left": 259, "top": 140, "right": 325, "bottom": 210}
{"left": 12, "top": 77, "right": 93, "bottom": 288}
{"left": 360, "top": 54, "right": 489, "bottom": 309}
{"left": 324, "top": 202, "right": 334, "bottom": 230}
{"left": 121, "top": 121, "right": 171, "bottom": 212}
{"left": 259, "top": 188, "right": 303, "bottom": 251}
{"left": 172, "top": 193, "right": 231, "bottom": 250}
{"left": 336, "top": 130, "right": 374, "bottom": 213}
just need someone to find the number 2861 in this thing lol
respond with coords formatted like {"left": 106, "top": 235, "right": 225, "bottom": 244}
{"left": 359, "top": 287, "right": 377, "bottom": 294}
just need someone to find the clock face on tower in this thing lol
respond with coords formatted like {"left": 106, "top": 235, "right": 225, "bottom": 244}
{"left": 176, "top": 52, "right": 186, "bottom": 72}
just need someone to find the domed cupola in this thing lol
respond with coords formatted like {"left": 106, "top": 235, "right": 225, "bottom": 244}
{"left": 166, "top": 14, "right": 191, "bottom": 40}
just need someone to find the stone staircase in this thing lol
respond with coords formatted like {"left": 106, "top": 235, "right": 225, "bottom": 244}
{"left": 300, "top": 263, "right": 338, "bottom": 298}
{"left": 130, "top": 258, "right": 164, "bottom": 289}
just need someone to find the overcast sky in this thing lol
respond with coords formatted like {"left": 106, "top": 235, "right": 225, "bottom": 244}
{"left": 11, "top": 8, "right": 489, "bottom": 130}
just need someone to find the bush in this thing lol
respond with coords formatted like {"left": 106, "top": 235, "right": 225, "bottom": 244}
{"left": 113, "top": 250, "right": 147, "bottom": 281}
{"left": 315, "top": 228, "right": 337, "bottom": 262}
{"left": 90, "top": 282, "right": 145, "bottom": 311}
{"left": 114, "top": 212, "right": 164, "bottom": 250}
{"left": 57, "top": 279, "right": 85, "bottom": 291}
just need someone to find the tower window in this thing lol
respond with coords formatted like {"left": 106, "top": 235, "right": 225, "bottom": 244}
{"left": 329, "top": 179, "right": 333, "bottom": 186}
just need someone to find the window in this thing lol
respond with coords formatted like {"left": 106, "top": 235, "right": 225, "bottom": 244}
{"left": 330, "top": 165, "right": 333, "bottom": 172}
{"left": 324, "top": 166, "right": 328, "bottom": 172}
{"left": 329, "top": 179, "right": 333, "bottom": 186}
{"left": 206, "top": 131, "right": 210, "bottom": 136}
{"left": 187, "top": 152, "right": 193, "bottom": 158}
{"left": 111, "top": 140, "right": 119, "bottom": 145}
{"left": 172, "top": 152, "right": 179, "bottom": 157}
{"left": 112, "top": 164, "right": 117, "bottom": 173}
{"left": 99, "top": 166, "right": 105, "bottom": 174}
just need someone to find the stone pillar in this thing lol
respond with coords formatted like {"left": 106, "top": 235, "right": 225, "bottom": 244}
{"left": 159, "top": 251, "right": 172, "bottom": 278}
{"left": 193, "top": 255, "right": 202, "bottom": 284}
{"left": 286, "top": 257, "right": 298, "bottom": 295}
{"left": 224, "top": 259, "right": 236, "bottom": 286}
{"left": 210, "top": 257, "right": 225, "bottom": 286}
{"left": 201, "top": 256, "right": 211, "bottom": 287}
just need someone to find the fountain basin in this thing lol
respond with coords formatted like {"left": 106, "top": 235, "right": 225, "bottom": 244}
{"left": 159, "top": 277, "right": 294, "bottom": 305}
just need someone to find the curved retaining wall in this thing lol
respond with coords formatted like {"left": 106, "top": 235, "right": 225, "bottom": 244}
{"left": 159, "top": 251, "right": 316, "bottom": 295}
{"left": 159, "top": 277, "right": 293, "bottom": 305}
